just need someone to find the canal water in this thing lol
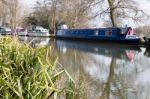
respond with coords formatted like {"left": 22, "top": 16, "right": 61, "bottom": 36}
{"left": 19, "top": 36, "right": 150, "bottom": 99}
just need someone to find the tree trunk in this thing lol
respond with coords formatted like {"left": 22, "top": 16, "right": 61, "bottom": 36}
{"left": 107, "top": 0, "right": 117, "bottom": 27}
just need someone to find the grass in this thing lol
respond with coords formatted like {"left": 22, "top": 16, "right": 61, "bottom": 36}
{"left": 0, "top": 37, "right": 67, "bottom": 99}
{"left": 65, "top": 77, "right": 88, "bottom": 99}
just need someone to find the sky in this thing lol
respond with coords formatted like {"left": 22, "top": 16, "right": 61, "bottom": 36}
{"left": 22, "top": 0, "right": 150, "bottom": 12}
{"left": 129, "top": 0, "right": 150, "bottom": 27}
{"left": 138, "top": 0, "right": 150, "bottom": 13}
{"left": 21, "top": 0, "right": 150, "bottom": 27}
{"left": 21, "top": 0, "right": 36, "bottom": 6}
{"left": 20, "top": 0, "right": 37, "bottom": 9}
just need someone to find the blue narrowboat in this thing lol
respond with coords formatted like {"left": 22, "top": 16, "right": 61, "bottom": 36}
{"left": 56, "top": 24, "right": 141, "bottom": 45}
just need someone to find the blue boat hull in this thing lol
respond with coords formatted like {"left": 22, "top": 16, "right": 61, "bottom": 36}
{"left": 56, "top": 37, "right": 140, "bottom": 45}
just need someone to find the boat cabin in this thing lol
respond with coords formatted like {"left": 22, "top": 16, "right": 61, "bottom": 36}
{"left": 28, "top": 26, "right": 49, "bottom": 33}
{"left": 57, "top": 26, "right": 135, "bottom": 38}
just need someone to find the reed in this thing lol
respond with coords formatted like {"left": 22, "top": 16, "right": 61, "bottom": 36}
{"left": 0, "top": 37, "right": 66, "bottom": 99}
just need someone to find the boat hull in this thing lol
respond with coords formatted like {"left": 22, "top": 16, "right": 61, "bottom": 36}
{"left": 56, "top": 37, "right": 140, "bottom": 45}
{"left": 0, "top": 32, "right": 11, "bottom": 35}
{"left": 17, "top": 32, "right": 28, "bottom": 36}
{"left": 27, "top": 32, "right": 50, "bottom": 37}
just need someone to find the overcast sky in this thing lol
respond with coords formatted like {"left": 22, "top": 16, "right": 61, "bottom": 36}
{"left": 138, "top": 0, "right": 150, "bottom": 13}
{"left": 22, "top": 0, "right": 150, "bottom": 12}
{"left": 21, "top": 0, "right": 36, "bottom": 6}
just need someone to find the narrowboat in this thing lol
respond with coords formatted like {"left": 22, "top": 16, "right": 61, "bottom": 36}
{"left": 56, "top": 24, "right": 141, "bottom": 45}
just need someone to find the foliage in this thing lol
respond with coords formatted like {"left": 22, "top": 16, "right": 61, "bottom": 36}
{"left": 24, "top": 16, "right": 38, "bottom": 26}
{"left": 0, "top": 37, "right": 67, "bottom": 98}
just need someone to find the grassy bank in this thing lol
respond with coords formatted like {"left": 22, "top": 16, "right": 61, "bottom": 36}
{"left": 0, "top": 37, "right": 69, "bottom": 99}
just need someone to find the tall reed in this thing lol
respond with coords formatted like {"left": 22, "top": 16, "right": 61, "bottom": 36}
{"left": 0, "top": 37, "right": 65, "bottom": 99}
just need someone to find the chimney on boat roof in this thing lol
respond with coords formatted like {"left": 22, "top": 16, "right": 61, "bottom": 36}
{"left": 57, "top": 23, "right": 68, "bottom": 30}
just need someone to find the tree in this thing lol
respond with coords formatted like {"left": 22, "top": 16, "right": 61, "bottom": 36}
{"left": 0, "top": 0, "right": 9, "bottom": 25}
{"left": 95, "top": 0, "right": 149, "bottom": 27}
{"left": 135, "top": 25, "right": 150, "bottom": 35}
{"left": 0, "top": 0, "right": 22, "bottom": 29}
{"left": 57, "top": 0, "right": 95, "bottom": 28}
{"left": 24, "top": 16, "right": 38, "bottom": 26}
{"left": 9, "top": 0, "right": 19, "bottom": 29}
{"left": 25, "top": 0, "right": 96, "bottom": 32}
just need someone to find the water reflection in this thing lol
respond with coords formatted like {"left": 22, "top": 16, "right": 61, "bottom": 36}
{"left": 18, "top": 36, "right": 150, "bottom": 99}
{"left": 55, "top": 40, "right": 150, "bottom": 99}
{"left": 56, "top": 40, "right": 141, "bottom": 61}
{"left": 18, "top": 36, "right": 50, "bottom": 47}
{"left": 144, "top": 46, "right": 150, "bottom": 57}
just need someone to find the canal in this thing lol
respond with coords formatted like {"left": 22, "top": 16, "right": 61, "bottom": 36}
{"left": 19, "top": 36, "right": 150, "bottom": 99}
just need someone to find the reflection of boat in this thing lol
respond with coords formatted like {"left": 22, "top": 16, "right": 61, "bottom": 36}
{"left": 56, "top": 24, "right": 141, "bottom": 45}
{"left": 18, "top": 36, "right": 50, "bottom": 47}
{"left": 56, "top": 40, "right": 141, "bottom": 61}
{"left": 18, "top": 36, "right": 28, "bottom": 42}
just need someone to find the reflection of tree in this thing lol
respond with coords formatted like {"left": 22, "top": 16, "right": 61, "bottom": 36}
{"left": 100, "top": 57, "right": 116, "bottom": 99}
{"left": 54, "top": 48, "right": 85, "bottom": 80}
{"left": 100, "top": 57, "right": 132, "bottom": 99}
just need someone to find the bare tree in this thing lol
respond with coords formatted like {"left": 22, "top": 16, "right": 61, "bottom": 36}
{"left": 94, "top": 0, "right": 149, "bottom": 27}
{"left": 57, "top": 0, "right": 95, "bottom": 28}
{"left": 0, "top": 0, "right": 21, "bottom": 30}
{"left": 25, "top": 0, "right": 96, "bottom": 32}
{"left": 0, "top": 0, "right": 9, "bottom": 25}
{"left": 135, "top": 25, "right": 150, "bottom": 36}
{"left": 9, "top": 0, "right": 19, "bottom": 29}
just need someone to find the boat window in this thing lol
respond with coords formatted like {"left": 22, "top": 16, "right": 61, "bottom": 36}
{"left": 119, "top": 28, "right": 128, "bottom": 34}
{"left": 105, "top": 29, "right": 112, "bottom": 36}
{"left": 95, "top": 30, "right": 99, "bottom": 36}
{"left": 36, "top": 29, "right": 41, "bottom": 32}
